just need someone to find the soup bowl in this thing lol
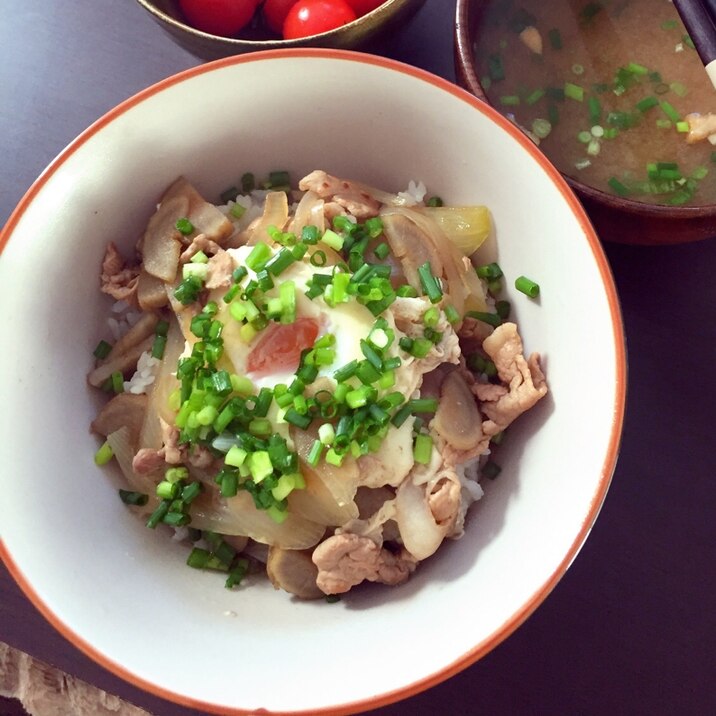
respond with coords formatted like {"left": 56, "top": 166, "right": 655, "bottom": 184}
{"left": 455, "top": 0, "right": 716, "bottom": 244}
{"left": 136, "top": 0, "right": 425, "bottom": 60}
{"left": 0, "top": 50, "right": 625, "bottom": 714}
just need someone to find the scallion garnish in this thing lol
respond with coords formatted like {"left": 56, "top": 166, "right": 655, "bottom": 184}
{"left": 119, "top": 489, "right": 148, "bottom": 506}
{"left": 93, "top": 339, "right": 112, "bottom": 360}
{"left": 413, "top": 433, "right": 433, "bottom": 464}
{"left": 417, "top": 262, "right": 443, "bottom": 304}
{"left": 515, "top": 275, "right": 540, "bottom": 298}
{"left": 175, "top": 217, "right": 194, "bottom": 235}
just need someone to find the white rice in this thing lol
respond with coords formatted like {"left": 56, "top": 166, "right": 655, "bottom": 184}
{"left": 107, "top": 300, "right": 143, "bottom": 341}
{"left": 397, "top": 180, "right": 427, "bottom": 206}
{"left": 123, "top": 350, "right": 159, "bottom": 395}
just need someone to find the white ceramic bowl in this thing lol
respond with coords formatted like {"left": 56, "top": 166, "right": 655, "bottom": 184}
{"left": 0, "top": 50, "right": 625, "bottom": 715}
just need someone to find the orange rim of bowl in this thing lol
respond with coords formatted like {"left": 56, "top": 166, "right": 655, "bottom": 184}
{"left": 0, "top": 48, "right": 627, "bottom": 716}
{"left": 135, "top": 0, "right": 419, "bottom": 47}
{"left": 454, "top": 0, "right": 716, "bottom": 219}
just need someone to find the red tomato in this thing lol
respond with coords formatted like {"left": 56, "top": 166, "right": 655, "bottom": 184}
{"left": 344, "top": 0, "right": 384, "bottom": 15}
{"left": 263, "top": 0, "right": 299, "bottom": 34}
{"left": 178, "top": 0, "right": 258, "bottom": 37}
{"left": 283, "top": 0, "right": 357, "bottom": 39}
{"left": 247, "top": 317, "right": 320, "bottom": 375}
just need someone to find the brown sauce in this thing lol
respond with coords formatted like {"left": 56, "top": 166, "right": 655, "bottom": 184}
{"left": 473, "top": 0, "right": 716, "bottom": 206}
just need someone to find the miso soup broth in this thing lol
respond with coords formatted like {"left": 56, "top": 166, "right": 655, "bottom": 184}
{"left": 473, "top": 0, "right": 716, "bottom": 206}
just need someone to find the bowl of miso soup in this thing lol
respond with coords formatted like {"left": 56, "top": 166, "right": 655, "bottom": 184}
{"left": 455, "top": 0, "right": 716, "bottom": 243}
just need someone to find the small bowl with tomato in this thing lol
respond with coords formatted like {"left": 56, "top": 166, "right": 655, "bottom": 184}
{"left": 136, "top": 0, "right": 424, "bottom": 59}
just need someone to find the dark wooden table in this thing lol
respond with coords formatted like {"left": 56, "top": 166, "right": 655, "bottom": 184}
{"left": 2, "top": 1, "right": 715, "bottom": 714}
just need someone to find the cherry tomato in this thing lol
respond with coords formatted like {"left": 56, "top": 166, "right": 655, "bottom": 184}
{"left": 344, "top": 0, "right": 384, "bottom": 15}
{"left": 247, "top": 317, "right": 320, "bottom": 376}
{"left": 283, "top": 0, "right": 357, "bottom": 39}
{"left": 263, "top": 0, "right": 299, "bottom": 34}
{"left": 178, "top": 0, "right": 259, "bottom": 37}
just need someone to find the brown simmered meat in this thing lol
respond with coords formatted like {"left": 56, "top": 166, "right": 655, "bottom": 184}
{"left": 312, "top": 533, "right": 416, "bottom": 595}
{"left": 479, "top": 322, "right": 547, "bottom": 434}
{"left": 100, "top": 242, "right": 139, "bottom": 304}
{"left": 132, "top": 419, "right": 218, "bottom": 474}
{"left": 299, "top": 170, "right": 381, "bottom": 220}
{"left": 204, "top": 250, "right": 235, "bottom": 290}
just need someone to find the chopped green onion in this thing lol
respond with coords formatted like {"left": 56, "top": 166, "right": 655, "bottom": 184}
{"left": 444, "top": 304, "right": 460, "bottom": 325}
{"left": 245, "top": 242, "right": 272, "bottom": 271}
{"left": 175, "top": 217, "right": 194, "bottom": 235}
{"left": 525, "top": 88, "right": 545, "bottom": 105}
{"left": 320, "top": 229, "right": 344, "bottom": 251}
{"left": 487, "top": 53, "right": 504, "bottom": 81}
{"left": 607, "top": 176, "right": 630, "bottom": 196}
{"left": 269, "top": 170, "right": 290, "bottom": 187}
{"left": 499, "top": 95, "right": 521, "bottom": 106}
{"left": 364, "top": 217, "right": 384, "bottom": 238}
{"left": 230, "top": 203, "right": 246, "bottom": 219}
{"left": 579, "top": 1, "right": 602, "bottom": 24}
{"left": 241, "top": 172, "right": 255, "bottom": 193}
{"left": 466, "top": 310, "right": 501, "bottom": 327}
{"left": 220, "top": 471, "right": 239, "bottom": 497}
{"left": 626, "top": 61, "right": 649, "bottom": 75}
{"left": 265, "top": 247, "right": 295, "bottom": 276}
{"left": 413, "top": 433, "right": 433, "bottom": 464}
{"left": 423, "top": 306, "right": 440, "bottom": 328}
{"left": 111, "top": 371, "right": 124, "bottom": 394}
{"left": 146, "top": 500, "right": 170, "bottom": 529}
{"left": 669, "top": 82, "right": 688, "bottom": 97}
{"left": 515, "top": 275, "right": 540, "bottom": 298}
{"left": 248, "top": 451, "right": 273, "bottom": 483}
{"left": 426, "top": 196, "right": 443, "bottom": 207}
{"left": 302, "top": 439, "right": 323, "bottom": 471}
{"left": 482, "top": 460, "right": 502, "bottom": 479}
{"left": 174, "top": 275, "right": 203, "bottom": 305}
{"left": 548, "top": 28, "right": 562, "bottom": 49}
{"left": 283, "top": 408, "right": 312, "bottom": 429}
{"left": 181, "top": 481, "right": 202, "bottom": 504}
{"left": 166, "top": 466, "right": 189, "bottom": 483}
{"left": 548, "top": 103, "right": 560, "bottom": 126}
{"left": 94, "top": 441, "right": 114, "bottom": 465}
{"left": 373, "top": 242, "right": 390, "bottom": 260}
{"left": 659, "top": 100, "right": 681, "bottom": 123}
{"left": 151, "top": 333, "right": 167, "bottom": 360}
{"left": 532, "top": 118, "right": 552, "bottom": 139}
{"left": 119, "top": 489, "right": 148, "bottom": 506}
{"left": 676, "top": 121, "right": 690, "bottom": 133}
{"left": 156, "top": 480, "right": 179, "bottom": 500}
{"left": 396, "top": 285, "right": 418, "bottom": 298}
{"left": 495, "top": 300, "right": 511, "bottom": 320}
{"left": 572, "top": 63, "right": 585, "bottom": 76}
{"left": 93, "top": 339, "right": 112, "bottom": 359}
{"left": 564, "top": 82, "right": 584, "bottom": 101}
{"left": 683, "top": 34, "right": 695, "bottom": 50}
{"left": 636, "top": 96, "right": 659, "bottom": 113}
{"left": 310, "top": 250, "right": 327, "bottom": 267}
{"left": 325, "top": 448, "right": 344, "bottom": 467}
{"left": 417, "top": 262, "right": 443, "bottom": 303}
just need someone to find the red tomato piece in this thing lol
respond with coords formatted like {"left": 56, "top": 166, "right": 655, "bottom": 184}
{"left": 247, "top": 317, "right": 320, "bottom": 375}
{"left": 263, "top": 0, "right": 299, "bottom": 34}
{"left": 283, "top": 0, "right": 357, "bottom": 40}
{"left": 178, "top": 0, "right": 258, "bottom": 37}
{"left": 344, "top": 0, "right": 384, "bottom": 15}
